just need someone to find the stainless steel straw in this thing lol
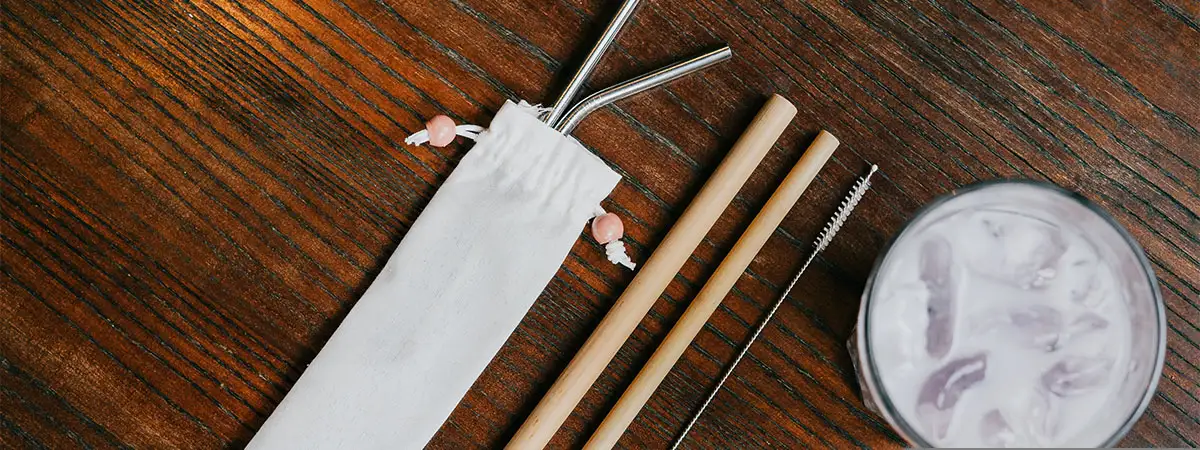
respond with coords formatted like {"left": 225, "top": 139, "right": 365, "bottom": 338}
{"left": 554, "top": 46, "right": 732, "bottom": 133}
{"left": 544, "top": 0, "right": 642, "bottom": 126}
{"left": 672, "top": 165, "right": 879, "bottom": 449}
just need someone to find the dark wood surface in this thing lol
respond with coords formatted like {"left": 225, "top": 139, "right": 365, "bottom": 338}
{"left": 2, "top": 0, "right": 1197, "bottom": 448}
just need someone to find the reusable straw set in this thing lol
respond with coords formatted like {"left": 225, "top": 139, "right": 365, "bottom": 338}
{"left": 248, "top": 1, "right": 876, "bottom": 449}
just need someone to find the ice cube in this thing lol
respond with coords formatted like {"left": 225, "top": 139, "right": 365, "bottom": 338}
{"left": 1060, "top": 312, "right": 1109, "bottom": 344}
{"left": 1053, "top": 244, "right": 1110, "bottom": 308}
{"left": 963, "top": 211, "right": 1067, "bottom": 289}
{"left": 920, "top": 237, "right": 958, "bottom": 358}
{"left": 875, "top": 282, "right": 930, "bottom": 371}
{"left": 1011, "top": 387, "right": 1060, "bottom": 445}
{"left": 915, "top": 353, "right": 988, "bottom": 440}
{"left": 1041, "top": 356, "right": 1114, "bottom": 397}
{"left": 969, "top": 305, "right": 1064, "bottom": 351}
{"left": 1067, "top": 262, "right": 1109, "bottom": 308}
{"left": 1069, "top": 312, "right": 1109, "bottom": 331}
{"left": 1009, "top": 305, "right": 1064, "bottom": 350}
{"left": 979, "top": 410, "right": 1017, "bottom": 447}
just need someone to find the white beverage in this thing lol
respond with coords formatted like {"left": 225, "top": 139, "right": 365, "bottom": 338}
{"left": 866, "top": 187, "right": 1136, "bottom": 447}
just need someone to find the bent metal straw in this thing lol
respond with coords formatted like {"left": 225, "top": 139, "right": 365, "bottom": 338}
{"left": 554, "top": 47, "right": 732, "bottom": 133}
{"left": 544, "top": 0, "right": 641, "bottom": 126}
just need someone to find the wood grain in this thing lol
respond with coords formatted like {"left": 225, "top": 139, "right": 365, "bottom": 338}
{"left": 1, "top": 0, "right": 1196, "bottom": 448}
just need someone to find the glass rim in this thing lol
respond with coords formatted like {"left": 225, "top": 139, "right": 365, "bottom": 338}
{"left": 855, "top": 179, "right": 1167, "bottom": 447}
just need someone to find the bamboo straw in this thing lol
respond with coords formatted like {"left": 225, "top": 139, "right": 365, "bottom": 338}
{"left": 505, "top": 95, "right": 798, "bottom": 450}
{"left": 584, "top": 131, "right": 840, "bottom": 450}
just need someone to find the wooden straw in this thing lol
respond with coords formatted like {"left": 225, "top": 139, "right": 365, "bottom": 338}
{"left": 506, "top": 95, "right": 798, "bottom": 450}
{"left": 584, "top": 131, "right": 840, "bottom": 450}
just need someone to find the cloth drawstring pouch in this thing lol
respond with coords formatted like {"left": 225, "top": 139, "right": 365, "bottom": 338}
{"left": 248, "top": 100, "right": 621, "bottom": 449}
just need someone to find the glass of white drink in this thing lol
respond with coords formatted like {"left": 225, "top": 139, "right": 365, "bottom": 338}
{"left": 852, "top": 181, "right": 1165, "bottom": 447}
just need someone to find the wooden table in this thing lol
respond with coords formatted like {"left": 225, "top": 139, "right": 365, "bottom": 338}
{"left": 2, "top": 0, "right": 1196, "bottom": 447}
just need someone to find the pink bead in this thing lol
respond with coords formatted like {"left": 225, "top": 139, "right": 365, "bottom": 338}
{"left": 591, "top": 213, "right": 624, "bottom": 244}
{"left": 426, "top": 115, "right": 456, "bottom": 147}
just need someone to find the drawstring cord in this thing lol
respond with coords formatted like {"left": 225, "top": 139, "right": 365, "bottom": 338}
{"left": 405, "top": 111, "right": 635, "bottom": 271}
{"left": 404, "top": 124, "right": 484, "bottom": 145}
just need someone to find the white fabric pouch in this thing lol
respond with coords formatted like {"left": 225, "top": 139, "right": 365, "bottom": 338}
{"left": 249, "top": 101, "right": 620, "bottom": 449}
